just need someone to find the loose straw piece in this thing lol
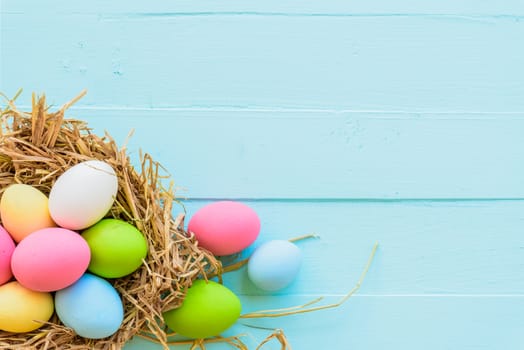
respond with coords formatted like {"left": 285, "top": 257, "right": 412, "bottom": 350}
{"left": 137, "top": 332, "right": 249, "bottom": 350}
{"left": 288, "top": 233, "right": 318, "bottom": 242}
{"left": 241, "top": 297, "right": 324, "bottom": 317}
{"left": 256, "top": 329, "right": 292, "bottom": 350}
{"left": 240, "top": 241, "right": 379, "bottom": 319}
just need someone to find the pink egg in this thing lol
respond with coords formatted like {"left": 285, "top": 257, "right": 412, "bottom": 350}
{"left": 0, "top": 225, "right": 16, "bottom": 285}
{"left": 187, "top": 201, "right": 260, "bottom": 256}
{"left": 11, "top": 228, "right": 90, "bottom": 292}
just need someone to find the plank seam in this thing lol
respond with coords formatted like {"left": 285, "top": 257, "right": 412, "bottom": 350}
{"left": 239, "top": 294, "right": 524, "bottom": 298}
{"left": 180, "top": 198, "right": 524, "bottom": 203}
{"left": 11, "top": 105, "right": 524, "bottom": 118}
{"left": 99, "top": 13, "right": 524, "bottom": 22}
{"left": 5, "top": 11, "right": 524, "bottom": 23}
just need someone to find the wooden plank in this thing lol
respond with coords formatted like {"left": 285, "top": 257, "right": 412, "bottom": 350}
{"left": 123, "top": 295, "right": 524, "bottom": 349}
{"left": 45, "top": 109, "right": 524, "bottom": 199}
{"left": 4, "top": 0, "right": 524, "bottom": 16}
{"left": 181, "top": 199, "right": 524, "bottom": 295}
{"left": 2, "top": 14, "right": 524, "bottom": 112}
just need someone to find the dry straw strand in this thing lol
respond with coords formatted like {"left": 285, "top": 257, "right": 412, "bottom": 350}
{"left": 255, "top": 329, "right": 292, "bottom": 350}
{"left": 0, "top": 91, "right": 221, "bottom": 349}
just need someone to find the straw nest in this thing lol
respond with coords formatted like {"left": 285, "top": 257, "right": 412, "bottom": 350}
{"left": 0, "top": 91, "right": 221, "bottom": 349}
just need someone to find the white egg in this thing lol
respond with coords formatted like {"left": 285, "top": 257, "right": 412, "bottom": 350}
{"left": 49, "top": 160, "right": 118, "bottom": 230}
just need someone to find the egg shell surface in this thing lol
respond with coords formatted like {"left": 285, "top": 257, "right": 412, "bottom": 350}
{"left": 0, "top": 226, "right": 15, "bottom": 285}
{"left": 82, "top": 218, "right": 148, "bottom": 278}
{"left": 49, "top": 160, "right": 118, "bottom": 230}
{"left": 187, "top": 201, "right": 260, "bottom": 256}
{"left": 0, "top": 184, "right": 56, "bottom": 242}
{"left": 247, "top": 240, "right": 302, "bottom": 291}
{"left": 55, "top": 273, "right": 124, "bottom": 339}
{"left": 163, "top": 280, "right": 241, "bottom": 339}
{"left": 11, "top": 227, "right": 91, "bottom": 292}
{"left": 0, "top": 281, "right": 54, "bottom": 333}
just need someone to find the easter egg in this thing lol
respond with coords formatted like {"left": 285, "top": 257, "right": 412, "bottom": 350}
{"left": 163, "top": 280, "right": 241, "bottom": 339}
{"left": 11, "top": 227, "right": 91, "bottom": 292}
{"left": 0, "top": 281, "right": 54, "bottom": 332}
{"left": 0, "top": 226, "right": 15, "bottom": 285}
{"left": 247, "top": 240, "right": 302, "bottom": 291}
{"left": 55, "top": 273, "right": 124, "bottom": 339}
{"left": 81, "top": 218, "right": 148, "bottom": 278}
{"left": 49, "top": 160, "right": 118, "bottom": 230}
{"left": 187, "top": 201, "right": 260, "bottom": 256}
{"left": 0, "top": 184, "right": 56, "bottom": 242}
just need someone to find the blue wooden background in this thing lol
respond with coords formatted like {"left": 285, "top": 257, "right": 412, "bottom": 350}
{"left": 1, "top": 1, "right": 524, "bottom": 349}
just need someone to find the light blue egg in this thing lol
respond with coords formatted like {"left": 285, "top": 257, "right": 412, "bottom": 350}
{"left": 55, "top": 273, "right": 124, "bottom": 339}
{"left": 247, "top": 240, "right": 302, "bottom": 291}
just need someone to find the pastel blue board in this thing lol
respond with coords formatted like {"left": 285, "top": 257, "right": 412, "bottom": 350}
{"left": 1, "top": 1, "right": 524, "bottom": 349}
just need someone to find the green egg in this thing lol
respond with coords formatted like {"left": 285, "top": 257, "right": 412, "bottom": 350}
{"left": 163, "top": 280, "right": 241, "bottom": 339}
{"left": 81, "top": 218, "right": 148, "bottom": 278}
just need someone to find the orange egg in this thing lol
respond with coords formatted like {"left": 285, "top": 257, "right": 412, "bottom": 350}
{"left": 0, "top": 184, "right": 56, "bottom": 242}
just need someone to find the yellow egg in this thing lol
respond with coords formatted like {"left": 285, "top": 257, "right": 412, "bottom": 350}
{"left": 0, "top": 281, "right": 54, "bottom": 332}
{"left": 0, "top": 184, "right": 56, "bottom": 242}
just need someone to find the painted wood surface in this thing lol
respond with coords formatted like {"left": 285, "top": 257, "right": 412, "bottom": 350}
{"left": 1, "top": 1, "right": 523, "bottom": 349}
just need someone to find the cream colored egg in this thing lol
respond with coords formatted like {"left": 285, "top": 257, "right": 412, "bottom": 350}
{"left": 0, "top": 184, "right": 56, "bottom": 242}
{"left": 49, "top": 160, "right": 118, "bottom": 230}
{"left": 0, "top": 281, "right": 54, "bottom": 332}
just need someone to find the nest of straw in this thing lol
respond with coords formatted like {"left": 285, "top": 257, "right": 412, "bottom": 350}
{"left": 0, "top": 91, "right": 221, "bottom": 349}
